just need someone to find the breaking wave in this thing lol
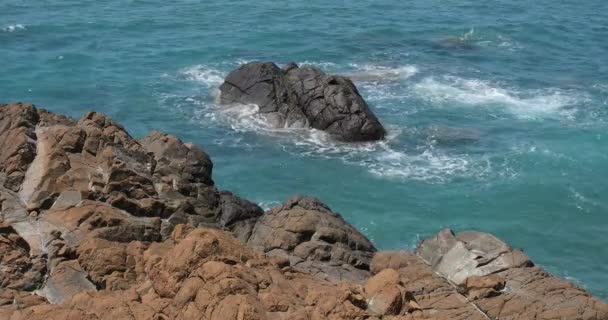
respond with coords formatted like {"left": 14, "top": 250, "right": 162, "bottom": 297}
{"left": 196, "top": 101, "right": 496, "bottom": 183}
{"left": 169, "top": 62, "right": 576, "bottom": 183}
{"left": 180, "top": 64, "right": 225, "bottom": 88}
{"left": 413, "top": 76, "right": 588, "bottom": 119}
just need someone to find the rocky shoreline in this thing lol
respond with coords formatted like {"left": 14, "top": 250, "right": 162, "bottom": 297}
{"left": 0, "top": 102, "right": 606, "bottom": 319}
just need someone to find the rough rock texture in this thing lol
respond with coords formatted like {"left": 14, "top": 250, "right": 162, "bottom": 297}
{"left": 415, "top": 228, "right": 608, "bottom": 319}
{"left": 0, "top": 225, "right": 46, "bottom": 291}
{"left": 219, "top": 62, "right": 386, "bottom": 142}
{"left": 0, "top": 103, "right": 263, "bottom": 305}
{"left": 1, "top": 103, "right": 606, "bottom": 320}
{"left": 0, "top": 103, "right": 260, "bottom": 232}
{"left": 1, "top": 227, "right": 374, "bottom": 320}
{"left": 247, "top": 196, "right": 377, "bottom": 282}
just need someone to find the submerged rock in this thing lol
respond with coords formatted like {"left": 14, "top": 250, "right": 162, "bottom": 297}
{"left": 219, "top": 62, "right": 386, "bottom": 142}
{"left": 0, "top": 103, "right": 606, "bottom": 320}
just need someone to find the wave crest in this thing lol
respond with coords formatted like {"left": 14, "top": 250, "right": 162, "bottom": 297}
{"left": 413, "top": 76, "right": 587, "bottom": 119}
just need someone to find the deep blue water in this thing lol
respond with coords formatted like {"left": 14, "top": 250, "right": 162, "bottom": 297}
{"left": 2, "top": 0, "right": 607, "bottom": 298}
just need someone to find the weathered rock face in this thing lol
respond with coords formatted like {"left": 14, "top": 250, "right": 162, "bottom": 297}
{"left": 0, "top": 103, "right": 260, "bottom": 231}
{"left": 0, "top": 103, "right": 264, "bottom": 305}
{"left": 1, "top": 103, "right": 606, "bottom": 320}
{"left": 0, "top": 224, "right": 46, "bottom": 291}
{"left": 0, "top": 103, "right": 71, "bottom": 192}
{"left": 415, "top": 228, "right": 608, "bottom": 319}
{"left": 1, "top": 227, "right": 374, "bottom": 320}
{"left": 247, "top": 196, "right": 377, "bottom": 282}
{"left": 219, "top": 62, "right": 386, "bottom": 142}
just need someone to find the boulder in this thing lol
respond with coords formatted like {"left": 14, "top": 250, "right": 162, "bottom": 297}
{"left": 247, "top": 195, "right": 376, "bottom": 282}
{"left": 139, "top": 130, "right": 214, "bottom": 188}
{"left": 1, "top": 227, "right": 375, "bottom": 320}
{"left": 366, "top": 285, "right": 402, "bottom": 316}
{"left": 416, "top": 228, "right": 532, "bottom": 285}
{"left": 219, "top": 62, "right": 386, "bottom": 142}
{"left": 416, "top": 228, "right": 608, "bottom": 319}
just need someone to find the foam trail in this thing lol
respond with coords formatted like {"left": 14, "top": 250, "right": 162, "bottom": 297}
{"left": 189, "top": 93, "right": 485, "bottom": 183}
{"left": 174, "top": 62, "right": 496, "bottom": 184}
{"left": 344, "top": 64, "right": 418, "bottom": 83}
{"left": 180, "top": 65, "right": 225, "bottom": 88}
{"left": 414, "top": 76, "right": 586, "bottom": 119}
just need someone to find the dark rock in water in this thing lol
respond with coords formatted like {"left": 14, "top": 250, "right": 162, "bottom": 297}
{"left": 219, "top": 62, "right": 302, "bottom": 128}
{"left": 219, "top": 62, "right": 386, "bottom": 142}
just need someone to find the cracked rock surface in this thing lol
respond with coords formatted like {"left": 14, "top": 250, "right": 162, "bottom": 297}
{"left": 0, "top": 103, "right": 606, "bottom": 319}
{"left": 218, "top": 62, "right": 386, "bottom": 142}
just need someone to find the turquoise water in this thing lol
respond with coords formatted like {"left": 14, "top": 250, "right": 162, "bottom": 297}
{"left": 2, "top": 0, "right": 607, "bottom": 298}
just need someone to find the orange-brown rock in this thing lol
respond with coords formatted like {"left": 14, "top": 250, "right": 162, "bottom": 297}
{"left": 1, "top": 226, "right": 375, "bottom": 320}
{"left": 0, "top": 225, "right": 46, "bottom": 291}
{"left": 247, "top": 195, "right": 376, "bottom": 282}
{"left": 1, "top": 103, "right": 606, "bottom": 320}
{"left": 462, "top": 274, "right": 505, "bottom": 299}
{"left": 415, "top": 228, "right": 608, "bottom": 319}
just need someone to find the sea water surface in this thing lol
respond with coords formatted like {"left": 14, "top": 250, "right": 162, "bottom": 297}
{"left": 2, "top": 0, "right": 607, "bottom": 298}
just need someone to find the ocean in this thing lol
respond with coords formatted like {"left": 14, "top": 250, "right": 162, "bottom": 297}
{"left": 2, "top": 0, "right": 607, "bottom": 298}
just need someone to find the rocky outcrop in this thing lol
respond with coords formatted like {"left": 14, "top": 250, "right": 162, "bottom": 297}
{"left": 2, "top": 227, "right": 374, "bottom": 320}
{"left": 218, "top": 62, "right": 386, "bottom": 142}
{"left": 1, "top": 103, "right": 606, "bottom": 320}
{"left": 247, "top": 196, "right": 376, "bottom": 282}
{"left": 0, "top": 103, "right": 264, "bottom": 305}
{"left": 0, "top": 103, "right": 260, "bottom": 231}
{"left": 415, "top": 228, "right": 608, "bottom": 319}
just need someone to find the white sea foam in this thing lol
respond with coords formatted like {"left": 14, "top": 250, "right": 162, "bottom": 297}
{"left": 345, "top": 64, "right": 418, "bottom": 83}
{"left": 297, "top": 61, "right": 339, "bottom": 70}
{"left": 212, "top": 103, "right": 283, "bottom": 133}
{"left": 197, "top": 100, "right": 485, "bottom": 183}
{"left": 180, "top": 64, "right": 226, "bottom": 87}
{"left": 280, "top": 126, "right": 486, "bottom": 183}
{"left": 3, "top": 24, "right": 26, "bottom": 32}
{"left": 258, "top": 200, "right": 281, "bottom": 211}
{"left": 568, "top": 187, "right": 602, "bottom": 213}
{"left": 366, "top": 147, "right": 474, "bottom": 182}
{"left": 175, "top": 62, "right": 513, "bottom": 183}
{"left": 413, "top": 76, "right": 586, "bottom": 119}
